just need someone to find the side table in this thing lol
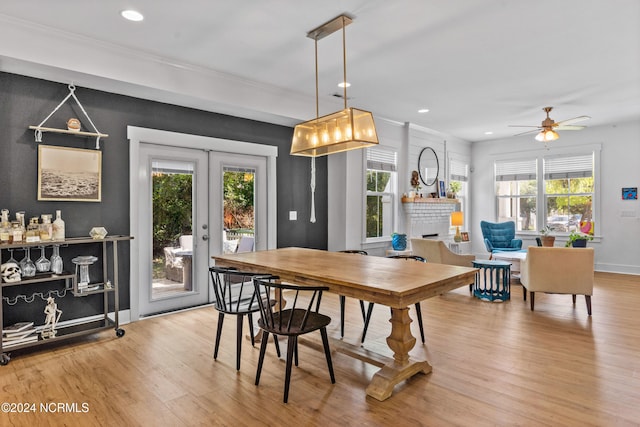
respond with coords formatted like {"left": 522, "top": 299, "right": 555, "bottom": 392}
{"left": 386, "top": 249, "right": 413, "bottom": 257}
{"left": 472, "top": 259, "right": 511, "bottom": 301}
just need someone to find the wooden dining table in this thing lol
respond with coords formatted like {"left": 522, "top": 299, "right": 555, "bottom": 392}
{"left": 212, "top": 247, "right": 477, "bottom": 401}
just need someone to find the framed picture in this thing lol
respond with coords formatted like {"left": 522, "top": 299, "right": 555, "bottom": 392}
{"left": 38, "top": 145, "right": 102, "bottom": 202}
{"left": 622, "top": 187, "right": 637, "bottom": 200}
{"left": 461, "top": 232, "right": 470, "bottom": 242}
{"left": 439, "top": 180, "right": 446, "bottom": 198}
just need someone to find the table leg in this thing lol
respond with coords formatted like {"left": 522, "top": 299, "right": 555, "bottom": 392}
{"left": 365, "top": 307, "right": 432, "bottom": 401}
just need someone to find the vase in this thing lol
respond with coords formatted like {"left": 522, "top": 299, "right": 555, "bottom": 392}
{"left": 572, "top": 239, "right": 588, "bottom": 248}
{"left": 391, "top": 233, "right": 407, "bottom": 251}
{"left": 540, "top": 236, "right": 555, "bottom": 247}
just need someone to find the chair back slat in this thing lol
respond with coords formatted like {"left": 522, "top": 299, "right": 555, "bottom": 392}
{"left": 387, "top": 255, "right": 427, "bottom": 262}
{"left": 209, "top": 266, "right": 270, "bottom": 314}
{"left": 253, "top": 277, "right": 329, "bottom": 334}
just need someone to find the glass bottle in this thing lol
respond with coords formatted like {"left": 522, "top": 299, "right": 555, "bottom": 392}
{"left": 53, "top": 210, "right": 65, "bottom": 241}
{"left": 40, "top": 214, "right": 53, "bottom": 241}
{"left": 20, "top": 247, "right": 36, "bottom": 278}
{"left": 15, "top": 211, "right": 26, "bottom": 242}
{"left": 0, "top": 209, "right": 10, "bottom": 244}
{"left": 11, "top": 221, "right": 23, "bottom": 243}
{"left": 35, "top": 246, "right": 51, "bottom": 273}
{"left": 26, "top": 217, "right": 41, "bottom": 243}
{"left": 50, "top": 245, "right": 63, "bottom": 274}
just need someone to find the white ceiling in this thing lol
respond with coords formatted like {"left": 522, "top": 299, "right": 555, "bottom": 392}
{"left": 1, "top": 0, "right": 639, "bottom": 142}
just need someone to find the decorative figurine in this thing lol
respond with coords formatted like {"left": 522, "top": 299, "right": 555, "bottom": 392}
{"left": 42, "top": 296, "right": 62, "bottom": 339}
{"left": 1, "top": 262, "right": 21, "bottom": 283}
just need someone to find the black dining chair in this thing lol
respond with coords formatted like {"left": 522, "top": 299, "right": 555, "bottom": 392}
{"left": 209, "top": 266, "right": 280, "bottom": 371}
{"left": 253, "top": 276, "right": 335, "bottom": 403}
{"left": 361, "top": 255, "right": 427, "bottom": 344}
{"left": 337, "top": 250, "right": 373, "bottom": 340}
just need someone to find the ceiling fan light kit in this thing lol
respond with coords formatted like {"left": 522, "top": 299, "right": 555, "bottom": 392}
{"left": 510, "top": 106, "right": 590, "bottom": 144}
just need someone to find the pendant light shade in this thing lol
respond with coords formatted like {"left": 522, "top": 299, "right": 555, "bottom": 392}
{"left": 290, "top": 14, "right": 378, "bottom": 157}
{"left": 291, "top": 107, "right": 378, "bottom": 157}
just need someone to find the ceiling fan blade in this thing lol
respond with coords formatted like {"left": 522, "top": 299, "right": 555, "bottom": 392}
{"left": 555, "top": 125, "right": 587, "bottom": 131}
{"left": 508, "top": 125, "right": 540, "bottom": 128}
{"left": 554, "top": 115, "right": 591, "bottom": 126}
{"left": 513, "top": 129, "right": 539, "bottom": 136}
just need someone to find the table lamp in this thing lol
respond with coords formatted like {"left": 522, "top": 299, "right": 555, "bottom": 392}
{"left": 451, "top": 211, "right": 464, "bottom": 242}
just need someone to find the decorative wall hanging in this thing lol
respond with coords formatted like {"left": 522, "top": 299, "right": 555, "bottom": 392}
{"left": 29, "top": 84, "right": 109, "bottom": 149}
{"left": 38, "top": 145, "right": 102, "bottom": 202}
{"left": 622, "top": 187, "right": 637, "bottom": 200}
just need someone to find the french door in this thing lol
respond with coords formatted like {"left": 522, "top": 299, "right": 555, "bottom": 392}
{"left": 129, "top": 127, "right": 277, "bottom": 319}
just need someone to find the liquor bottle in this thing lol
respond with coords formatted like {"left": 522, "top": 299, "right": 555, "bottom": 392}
{"left": 15, "top": 211, "right": 26, "bottom": 241}
{"left": 40, "top": 214, "right": 53, "bottom": 241}
{"left": 0, "top": 209, "right": 10, "bottom": 244}
{"left": 26, "top": 217, "right": 41, "bottom": 243}
{"left": 11, "top": 221, "right": 23, "bottom": 243}
{"left": 52, "top": 210, "right": 65, "bottom": 241}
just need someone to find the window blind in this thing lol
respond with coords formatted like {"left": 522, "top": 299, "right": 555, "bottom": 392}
{"left": 495, "top": 159, "right": 537, "bottom": 181}
{"left": 450, "top": 159, "right": 469, "bottom": 182}
{"left": 544, "top": 153, "right": 593, "bottom": 179}
{"left": 367, "top": 147, "right": 397, "bottom": 172}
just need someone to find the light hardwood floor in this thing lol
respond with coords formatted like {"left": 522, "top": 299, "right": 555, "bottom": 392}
{"left": 3, "top": 272, "right": 640, "bottom": 426}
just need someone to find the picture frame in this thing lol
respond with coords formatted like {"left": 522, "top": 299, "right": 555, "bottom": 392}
{"left": 439, "top": 180, "right": 446, "bottom": 198}
{"left": 622, "top": 187, "right": 637, "bottom": 200}
{"left": 461, "top": 232, "right": 470, "bottom": 242}
{"left": 38, "top": 145, "right": 102, "bottom": 202}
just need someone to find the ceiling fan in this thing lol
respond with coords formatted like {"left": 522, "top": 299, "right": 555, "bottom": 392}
{"left": 510, "top": 106, "right": 590, "bottom": 142}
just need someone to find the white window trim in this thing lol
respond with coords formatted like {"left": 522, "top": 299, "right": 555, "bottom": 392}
{"left": 363, "top": 146, "right": 398, "bottom": 243}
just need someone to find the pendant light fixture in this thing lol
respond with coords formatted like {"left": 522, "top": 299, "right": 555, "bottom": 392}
{"left": 290, "top": 14, "right": 379, "bottom": 157}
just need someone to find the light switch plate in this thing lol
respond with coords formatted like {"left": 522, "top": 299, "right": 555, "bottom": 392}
{"left": 289, "top": 211, "right": 297, "bottom": 221}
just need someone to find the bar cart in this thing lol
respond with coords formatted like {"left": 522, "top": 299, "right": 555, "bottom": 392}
{"left": 1, "top": 235, "right": 132, "bottom": 365}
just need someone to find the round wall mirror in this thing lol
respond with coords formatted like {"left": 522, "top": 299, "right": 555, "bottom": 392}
{"left": 417, "top": 147, "right": 439, "bottom": 186}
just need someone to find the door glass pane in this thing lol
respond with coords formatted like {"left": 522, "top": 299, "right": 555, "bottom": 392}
{"left": 151, "top": 160, "right": 194, "bottom": 299}
{"left": 223, "top": 167, "right": 255, "bottom": 254}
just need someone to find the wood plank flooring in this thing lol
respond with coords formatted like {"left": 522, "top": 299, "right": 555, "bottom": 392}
{"left": 2, "top": 272, "right": 640, "bottom": 426}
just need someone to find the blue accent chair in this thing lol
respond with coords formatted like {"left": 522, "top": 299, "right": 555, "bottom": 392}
{"left": 480, "top": 221, "right": 523, "bottom": 254}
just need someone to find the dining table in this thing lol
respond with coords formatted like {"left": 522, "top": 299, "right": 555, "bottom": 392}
{"left": 212, "top": 247, "right": 477, "bottom": 401}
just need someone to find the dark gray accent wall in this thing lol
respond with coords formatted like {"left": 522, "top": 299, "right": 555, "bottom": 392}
{"left": 0, "top": 72, "right": 327, "bottom": 325}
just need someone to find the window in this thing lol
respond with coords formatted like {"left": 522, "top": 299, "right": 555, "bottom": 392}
{"left": 544, "top": 154, "right": 594, "bottom": 232}
{"left": 449, "top": 157, "right": 469, "bottom": 213}
{"left": 494, "top": 149, "right": 598, "bottom": 234}
{"left": 495, "top": 159, "right": 537, "bottom": 231}
{"left": 366, "top": 148, "right": 397, "bottom": 239}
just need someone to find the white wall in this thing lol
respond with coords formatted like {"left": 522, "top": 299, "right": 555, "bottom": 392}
{"left": 471, "top": 119, "right": 640, "bottom": 274}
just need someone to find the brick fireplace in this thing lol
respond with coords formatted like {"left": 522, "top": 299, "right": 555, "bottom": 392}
{"left": 402, "top": 198, "right": 460, "bottom": 239}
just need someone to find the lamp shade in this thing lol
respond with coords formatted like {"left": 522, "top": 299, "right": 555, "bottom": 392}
{"left": 290, "top": 107, "right": 378, "bottom": 157}
{"left": 451, "top": 211, "right": 464, "bottom": 227}
{"left": 535, "top": 129, "right": 559, "bottom": 142}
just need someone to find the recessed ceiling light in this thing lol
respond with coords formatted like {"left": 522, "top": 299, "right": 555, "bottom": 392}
{"left": 121, "top": 10, "right": 144, "bottom": 22}
{"left": 484, "top": 131, "right": 494, "bottom": 135}
{"left": 338, "top": 82, "right": 351, "bottom": 88}
{"left": 418, "top": 109, "right": 429, "bottom": 113}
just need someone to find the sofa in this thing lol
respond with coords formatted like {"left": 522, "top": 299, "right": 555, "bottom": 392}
{"left": 520, "top": 246, "right": 594, "bottom": 315}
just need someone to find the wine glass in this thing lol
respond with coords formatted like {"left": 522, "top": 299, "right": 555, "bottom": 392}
{"left": 6, "top": 248, "right": 18, "bottom": 265}
{"left": 19, "top": 247, "right": 36, "bottom": 277}
{"left": 50, "top": 245, "right": 63, "bottom": 274}
{"left": 36, "top": 246, "right": 51, "bottom": 273}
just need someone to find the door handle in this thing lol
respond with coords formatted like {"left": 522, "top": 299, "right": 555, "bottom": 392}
{"left": 202, "top": 235, "right": 209, "bottom": 241}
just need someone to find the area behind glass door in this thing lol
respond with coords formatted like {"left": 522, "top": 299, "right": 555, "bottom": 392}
{"left": 152, "top": 159, "right": 194, "bottom": 299}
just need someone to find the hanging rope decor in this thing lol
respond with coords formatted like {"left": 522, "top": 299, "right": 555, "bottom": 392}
{"left": 310, "top": 157, "right": 316, "bottom": 223}
{"left": 32, "top": 84, "right": 107, "bottom": 149}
